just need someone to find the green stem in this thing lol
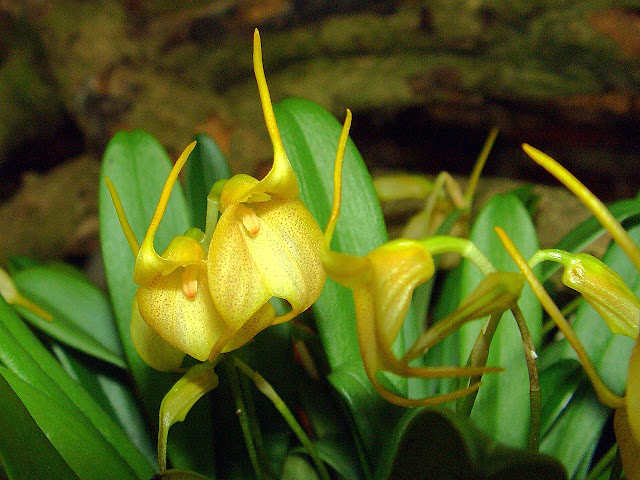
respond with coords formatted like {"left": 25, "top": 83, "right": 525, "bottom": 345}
{"left": 232, "top": 356, "right": 331, "bottom": 480}
{"left": 240, "top": 367, "right": 273, "bottom": 475}
{"left": 224, "top": 359, "right": 267, "bottom": 479}
{"left": 204, "top": 180, "right": 226, "bottom": 247}
{"left": 421, "top": 236, "right": 495, "bottom": 275}
{"left": 457, "top": 311, "right": 501, "bottom": 417}
{"left": 528, "top": 249, "right": 569, "bottom": 270}
{"left": 511, "top": 306, "right": 540, "bottom": 452}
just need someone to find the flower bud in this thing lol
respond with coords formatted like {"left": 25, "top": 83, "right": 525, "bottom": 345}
{"left": 560, "top": 252, "right": 639, "bottom": 339}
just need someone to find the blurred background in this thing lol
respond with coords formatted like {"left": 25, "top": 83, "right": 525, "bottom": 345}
{"left": 1, "top": 0, "right": 639, "bottom": 271}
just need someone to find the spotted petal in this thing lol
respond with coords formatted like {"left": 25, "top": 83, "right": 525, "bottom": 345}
{"left": 136, "top": 235, "right": 222, "bottom": 361}
{"left": 208, "top": 197, "right": 325, "bottom": 330}
{"left": 130, "top": 298, "right": 185, "bottom": 372}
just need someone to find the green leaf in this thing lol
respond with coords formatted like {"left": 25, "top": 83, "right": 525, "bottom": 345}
{"left": 538, "top": 359, "right": 582, "bottom": 438}
{"left": 0, "top": 298, "right": 154, "bottom": 479}
{"left": 1, "top": 366, "right": 143, "bottom": 480}
{"left": 541, "top": 199, "right": 640, "bottom": 282}
{"left": 274, "top": 98, "right": 391, "bottom": 370}
{"left": 11, "top": 264, "right": 126, "bottom": 368}
{"left": 281, "top": 455, "right": 321, "bottom": 480}
{"left": 295, "top": 355, "right": 365, "bottom": 480}
{"left": 539, "top": 384, "right": 609, "bottom": 479}
{"left": 0, "top": 374, "right": 80, "bottom": 480}
{"left": 276, "top": 99, "right": 420, "bottom": 470}
{"left": 185, "top": 133, "right": 231, "bottom": 230}
{"left": 508, "top": 184, "right": 540, "bottom": 217}
{"left": 436, "top": 194, "right": 542, "bottom": 448}
{"left": 464, "top": 194, "right": 542, "bottom": 448}
{"left": 423, "top": 256, "right": 465, "bottom": 397}
{"left": 52, "top": 343, "right": 156, "bottom": 466}
{"left": 99, "top": 130, "right": 215, "bottom": 475}
{"left": 374, "top": 407, "right": 566, "bottom": 480}
{"left": 5, "top": 256, "right": 41, "bottom": 274}
{"left": 313, "top": 437, "right": 365, "bottom": 480}
{"left": 328, "top": 361, "right": 403, "bottom": 464}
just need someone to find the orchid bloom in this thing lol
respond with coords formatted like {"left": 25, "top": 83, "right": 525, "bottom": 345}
{"left": 321, "top": 112, "right": 523, "bottom": 407}
{"left": 106, "top": 29, "right": 325, "bottom": 371}
{"left": 496, "top": 144, "right": 640, "bottom": 479}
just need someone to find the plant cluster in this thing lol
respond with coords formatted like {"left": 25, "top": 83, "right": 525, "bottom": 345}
{"left": 0, "top": 30, "right": 638, "bottom": 480}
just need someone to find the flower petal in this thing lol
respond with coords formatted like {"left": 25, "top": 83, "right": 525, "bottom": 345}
{"left": 224, "top": 301, "right": 276, "bottom": 352}
{"left": 137, "top": 261, "right": 224, "bottom": 362}
{"left": 367, "top": 240, "right": 434, "bottom": 359}
{"left": 130, "top": 298, "right": 185, "bottom": 372}
{"left": 208, "top": 197, "right": 325, "bottom": 328}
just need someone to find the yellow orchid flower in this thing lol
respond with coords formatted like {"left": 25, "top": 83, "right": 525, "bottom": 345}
{"left": 321, "top": 111, "right": 522, "bottom": 407}
{"left": 496, "top": 144, "right": 640, "bottom": 479}
{"left": 105, "top": 29, "right": 325, "bottom": 370}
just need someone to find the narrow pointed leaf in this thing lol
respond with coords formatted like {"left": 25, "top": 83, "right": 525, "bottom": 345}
{"left": 0, "top": 298, "right": 154, "bottom": 479}
{"left": 52, "top": 343, "right": 156, "bottom": 466}
{"left": 12, "top": 264, "right": 125, "bottom": 368}
{"left": 539, "top": 384, "right": 609, "bottom": 479}
{"left": 1, "top": 366, "right": 142, "bottom": 480}
{"left": 538, "top": 359, "right": 582, "bottom": 438}
{"left": 276, "top": 100, "right": 429, "bottom": 471}
{"left": 274, "top": 98, "right": 392, "bottom": 370}
{"left": 0, "top": 374, "right": 80, "bottom": 480}
{"left": 454, "top": 194, "right": 541, "bottom": 448}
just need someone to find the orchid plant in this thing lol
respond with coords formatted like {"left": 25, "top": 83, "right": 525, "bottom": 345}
{"left": 0, "top": 29, "right": 638, "bottom": 480}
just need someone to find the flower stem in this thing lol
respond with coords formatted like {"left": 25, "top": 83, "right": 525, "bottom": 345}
{"left": 457, "top": 311, "right": 502, "bottom": 417}
{"left": 224, "top": 358, "right": 269, "bottom": 479}
{"left": 421, "top": 236, "right": 495, "bottom": 274}
{"left": 512, "top": 305, "right": 540, "bottom": 452}
{"left": 232, "top": 356, "right": 331, "bottom": 480}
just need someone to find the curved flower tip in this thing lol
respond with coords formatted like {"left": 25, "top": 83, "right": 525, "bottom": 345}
{"left": 204, "top": 30, "right": 328, "bottom": 357}
{"left": 251, "top": 28, "right": 299, "bottom": 199}
{"left": 135, "top": 141, "right": 198, "bottom": 286}
{"left": 548, "top": 251, "right": 639, "bottom": 338}
{"left": 522, "top": 143, "right": 640, "bottom": 273}
{"left": 158, "top": 362, "right": 219, "bottom": 472}
{"left": 0, "top": 267, "right": 53, "bottom": 321}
